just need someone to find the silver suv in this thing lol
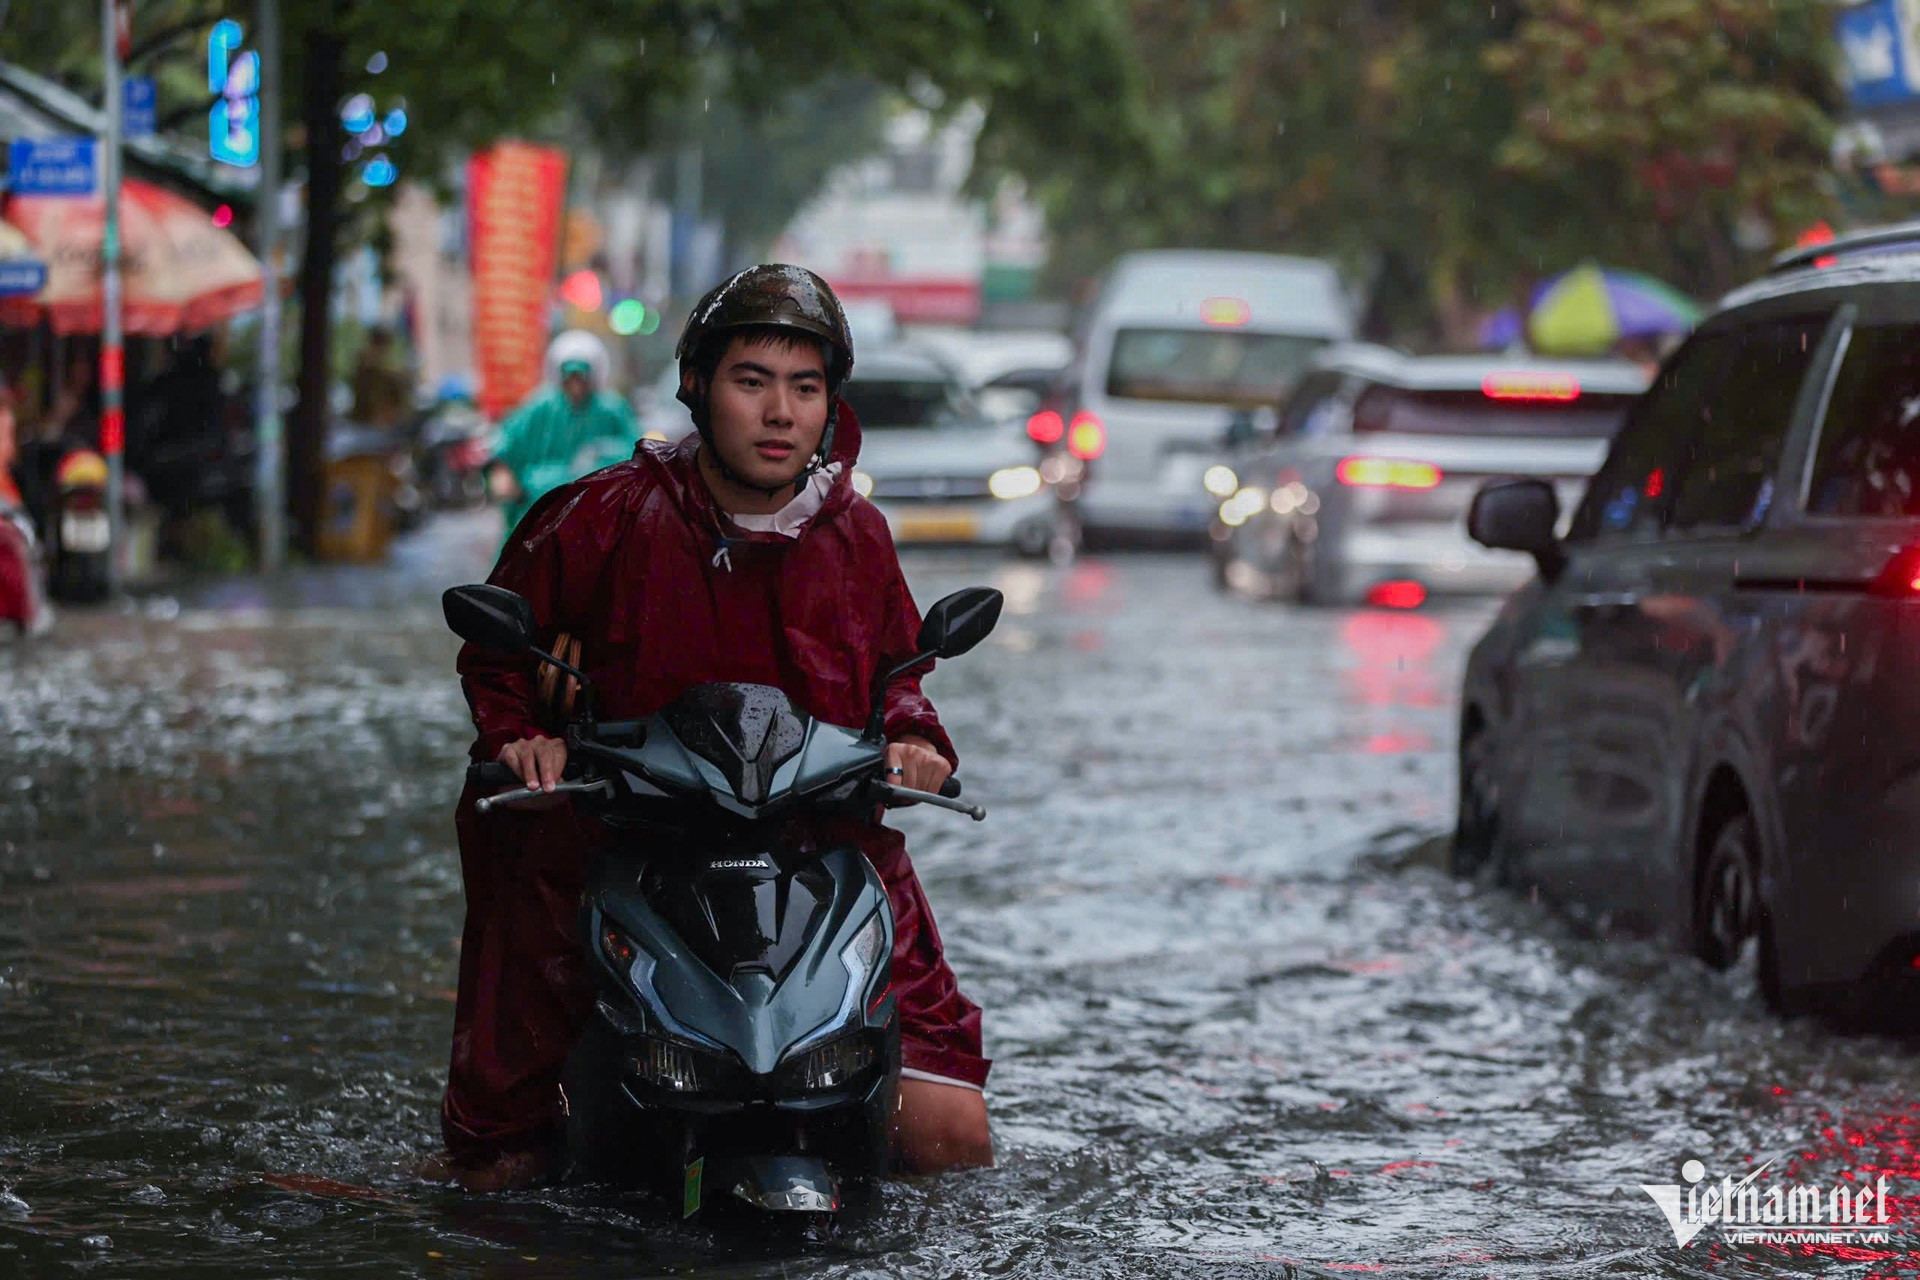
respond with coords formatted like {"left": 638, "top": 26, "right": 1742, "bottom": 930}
{"left": 1210, "top": 345, "right": 1647, "bottom": 607}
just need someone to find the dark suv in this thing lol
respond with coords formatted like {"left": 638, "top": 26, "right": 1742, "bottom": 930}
{"left": 1459, "top": 224, "right": 1920, "bottom": 1021}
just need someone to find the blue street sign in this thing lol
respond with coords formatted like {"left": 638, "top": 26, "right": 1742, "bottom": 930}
{"left": 124, "top": 76, "right": 156, "bottom": 139}
{"left": 0, "top": 260, "right": 46, "bottom": 297}
{"left": 1837, "top": 0, "right": 1920, "bottom": 111}
{"left": 7, "top": 138, "right": 96, "bottom": 196}
{"left": 209, "top": 21, "right": 260, "bottom": 167}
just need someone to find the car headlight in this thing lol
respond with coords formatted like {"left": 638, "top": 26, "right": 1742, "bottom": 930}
{"left": 988, "top": 465, "right": 1043, "bottom": 501}
{"left": 1203, "top": 465, "right": 1239, "bottom": 498}
{"left": 852, "top": 470, "right": 875, "bottom": 498}
{"left": 1219, "top": 487, "right": 1268, "bottom": 528}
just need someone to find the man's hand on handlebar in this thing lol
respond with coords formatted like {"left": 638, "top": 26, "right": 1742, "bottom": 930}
{"left": 886, "top": 735, "right": 951, "bottom": 796}
{"left": 499, "top": 735, "right": 569, "bottom": 794}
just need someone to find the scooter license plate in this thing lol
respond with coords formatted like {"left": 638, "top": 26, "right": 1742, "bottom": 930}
{"left": 683, "top": 1157, "right": 704, "bottom": 1218}
{"left": 61, "top": 511, "right": 109, "bottom": 553}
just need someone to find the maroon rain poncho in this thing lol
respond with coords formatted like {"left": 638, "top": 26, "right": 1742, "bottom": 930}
{"left": 444, "top": 405, "right": 989, "bottom": 1164}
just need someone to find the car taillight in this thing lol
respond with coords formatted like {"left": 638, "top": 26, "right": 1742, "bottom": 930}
{"left": 1067, "top": 412, "right": 1106, "bottom": 460}
{"left": 1366, "top": 580, "right": 1428, "bottom": 609}
{"left": 1869, "top": 546, "right": 1920, "bottom": 597}
{"left": 1482, "top": 372, "right": 1581, "bottom": 402}
{"left": 1336, "top": 457, "right": 1442, "bottom": 490}
{"left": 1027, "top": 409, "right": 1065, "bottom": 445}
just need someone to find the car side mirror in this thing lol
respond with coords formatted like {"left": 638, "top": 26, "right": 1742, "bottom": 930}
{"left": 443, "top": 584, "right": 537, "bottom": 654}
{"left": 1468, "top": 479, "right": 1565, "bottom": 581}
{"left": 916, "top": 587, "right": 1004, "bottom": 659}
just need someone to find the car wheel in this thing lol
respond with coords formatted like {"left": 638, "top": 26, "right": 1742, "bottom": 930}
{"left": 1275, "top": 525, "right": 1314, "bottom": 604}
{"left": 1450, "top": 720, "right": 1504, "bottom": 881}
{"left": 1694, "top": 810, "right": 1783, "bottom": 1010}
{"left": 1045, "top": 509, "right": 1082, "bottom": 566}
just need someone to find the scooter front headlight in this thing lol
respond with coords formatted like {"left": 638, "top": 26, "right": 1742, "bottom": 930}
{"left": 787, "top": 1031, "right": 876, "bottom": 1092}
{"left": 631, "top": 1034, "right": 710, "bottom": 1093}
{"left": 778, "top": 911, "right": 888, "bottom": 1085}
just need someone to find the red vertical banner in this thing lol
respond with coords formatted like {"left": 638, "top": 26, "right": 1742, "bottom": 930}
{"left": 468, "top": 142, "right": 567, "bottom": 421}
{"left": 99, "top": 344, "right": 125, "bottom": 454}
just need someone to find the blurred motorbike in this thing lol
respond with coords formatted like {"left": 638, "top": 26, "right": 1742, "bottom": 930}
{"left": 413, "top": 396, "right": 493, "bottom": 510}
{"left": 47, "top": 447, "right": 110, "bottom": 603}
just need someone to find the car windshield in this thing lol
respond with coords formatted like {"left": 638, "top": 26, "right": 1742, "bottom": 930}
{"left": 1106, "top": 328, "right": 1328, "bottom": 406}
{"left": 1352, "top": 387, "right": 1637, "bottom": 439}
{"left": 841, "top": 376, "right": 988, "bottom": 430}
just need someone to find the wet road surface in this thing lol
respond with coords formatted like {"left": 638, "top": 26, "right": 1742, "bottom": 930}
{"left": 4, "top": 511, "right": 1920, "bottom": 1278}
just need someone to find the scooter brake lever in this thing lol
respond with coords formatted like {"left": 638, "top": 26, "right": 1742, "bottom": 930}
{"left": 475, "top": 778, "right": 611, "bottom": 815}
{"left": 878, "top": 782, "right": 986, "bottom": 822}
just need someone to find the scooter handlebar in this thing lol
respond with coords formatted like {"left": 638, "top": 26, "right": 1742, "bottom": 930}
{"left": 467, "top": 761, "right": 521, "bottom": 789}
{"left": 467, "top": 760, "right": 975, "bottom": 817}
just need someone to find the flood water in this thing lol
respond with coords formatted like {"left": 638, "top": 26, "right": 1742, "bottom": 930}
{"left": 4, "top": 514, "right": 1920, "bottom": 1278}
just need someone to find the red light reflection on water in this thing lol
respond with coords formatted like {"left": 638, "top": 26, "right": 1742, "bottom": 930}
{"left": 1714, "top": 1099, "right": 1920, "bottom": 1271}
{"left": 1339, "top": 613, "right": 1445, "bottom": 753}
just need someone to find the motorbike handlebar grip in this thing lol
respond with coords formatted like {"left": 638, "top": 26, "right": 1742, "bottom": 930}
{"left": 467, "top": 761, "right": 522, "bottom": 789}
{"left": 939, "top": 776, "right": 962, "bottom": 799}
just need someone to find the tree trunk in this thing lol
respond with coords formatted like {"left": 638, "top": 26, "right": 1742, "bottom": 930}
{"left": 289, "top": 29, "right": 343, "bottom": 557}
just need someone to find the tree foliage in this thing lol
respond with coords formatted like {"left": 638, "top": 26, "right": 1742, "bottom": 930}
{"left": 1008, "top": 0, "right": 1840, "bottom": 342}
{"left": 1490, "top": 0, "right": 1837, "bottom": 296}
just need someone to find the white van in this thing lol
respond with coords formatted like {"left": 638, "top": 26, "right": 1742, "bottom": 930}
{"left": 1045, "top": 250, "right": 1356, "bottom": 537}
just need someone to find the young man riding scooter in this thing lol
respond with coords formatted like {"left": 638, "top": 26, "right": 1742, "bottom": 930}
{"left": 446, "top": 265, "right": 993, "bottom": 1193}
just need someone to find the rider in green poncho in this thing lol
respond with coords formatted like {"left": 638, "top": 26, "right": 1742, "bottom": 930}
{"left": 488, "top": 331, "right": 639, "bottom": 543}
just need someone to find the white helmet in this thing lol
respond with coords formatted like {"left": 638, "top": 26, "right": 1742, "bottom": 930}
{"left": 545, "top": 329, "right": 611, "bottom": 388}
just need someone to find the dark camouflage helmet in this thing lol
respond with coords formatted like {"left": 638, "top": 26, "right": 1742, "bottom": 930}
{"left": 674, "top": 264, "right": 855, "bottom": 393}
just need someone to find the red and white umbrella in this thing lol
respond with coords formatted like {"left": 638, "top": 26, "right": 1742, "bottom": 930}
{"left": 0, "top": 179, "right": 262, "bottom": 335}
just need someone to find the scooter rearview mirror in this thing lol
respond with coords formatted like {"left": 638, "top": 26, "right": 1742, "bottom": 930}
{"left": 442, "top": 584, "right": 537, "bottom": 655}
{"left": 916, "top": 587, "right": 1004, "bottom": 660}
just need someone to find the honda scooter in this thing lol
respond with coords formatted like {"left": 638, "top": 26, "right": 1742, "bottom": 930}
{"left": 443, "top": 581, "right": 1000, "bottom": 1217}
